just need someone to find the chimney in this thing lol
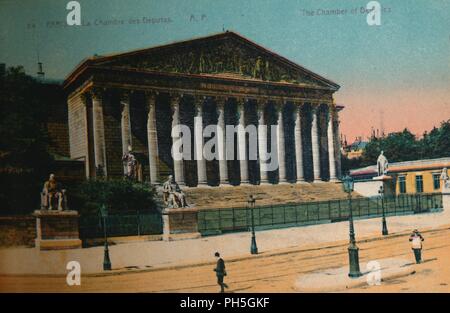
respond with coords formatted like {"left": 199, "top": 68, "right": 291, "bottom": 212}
{"left": 37, "top": 62, "right": 45, "bottom": 80}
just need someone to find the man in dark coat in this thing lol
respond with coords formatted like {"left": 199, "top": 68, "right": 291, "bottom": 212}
{"left": 213, "top": 252, "right": 228, "bottom": 293}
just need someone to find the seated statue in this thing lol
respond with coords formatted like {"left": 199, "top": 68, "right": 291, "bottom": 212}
{"left": 41, "top": 174, "right": 67, "bottom": 211}
{"left": 162, "top": 175, "right": 188, "bottom": 208}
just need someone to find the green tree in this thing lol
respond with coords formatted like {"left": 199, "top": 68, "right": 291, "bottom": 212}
{"left": 420, "top": 120, "right": 450, "bottom": 159}
{"left": 360, "top": 129, "right": 420, "bottom": 166}
{"left": 346, "top": 121, "right": 450, "bottom": 171}
{"left": 0, "top": 66, "right": 54, "bottom": 214}
{"left": 70, "top": 179, "right": 157, "bottom": 215}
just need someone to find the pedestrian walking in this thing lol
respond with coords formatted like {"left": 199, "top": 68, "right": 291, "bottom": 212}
{"left": 213, "top": 252, "right": 228, "bottom": 293}
{"left": 409, "top": 229, "right": 424, "bottom": 264}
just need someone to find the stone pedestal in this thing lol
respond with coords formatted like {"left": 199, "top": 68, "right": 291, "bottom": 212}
{"left": 33, "top": 210, "right": 82, "bottom": 250}
{"left": 162, "top": 207, "right": 201, "bottom": 241}
{"left": 373, "top": 175, "right": 395, "bottom": 196}
{"left": 353, "top": 175, "right": 394, "bottom": 198}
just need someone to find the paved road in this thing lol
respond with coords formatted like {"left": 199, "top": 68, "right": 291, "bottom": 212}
{"left": 1, "top": 209, "right": 448, "bottom": 275}
{"left": 1, "top": 226, "right": 449, "bottom": 292}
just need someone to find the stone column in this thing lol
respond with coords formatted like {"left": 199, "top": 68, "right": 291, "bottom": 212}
{"left": 216, "top": 97, "right": 229, "bottom": 186}
{"left": 257, "top": 100, "right": 269, "bottom": 184}
{"left": 120, "top": 94, "right": 132, "bottom": 175}
{"left": 294, "top": 102, "right": 305, "bottom": 182}
{"left": 147, "top": 92, "right": 159, "bottom": 184}
{"left": 311, "top": 104, "right": 321, "bottom": 182}
{"left": 276, "top": 101, "right": 287, "bottom": 183}
{"left": 170, "top": 95, "right": 185, "bottom": 186}
{"left": 80, "top": 93, "right": 92, "bottom": 178}
{"left": 194, "top": 96, "right": 207, "bottom": 186}
{"left": 327, "top": 105, "right": 338, "bottom": 182}
{"left": 237, "top": 98, "right": 249, "bottom": 185}
{"left": 334, "top": 108, "right": 343, "bottom": 179}
{"left": 91, "top": 89, "right": 107, "bottom": 177}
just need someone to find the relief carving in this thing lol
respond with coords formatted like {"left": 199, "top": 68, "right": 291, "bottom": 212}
{"left": 105, "top": 39, "right": 321, "bottom": 86}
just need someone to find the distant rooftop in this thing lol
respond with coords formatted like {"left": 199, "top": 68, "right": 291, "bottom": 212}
{"left": 349, "top": 141, "right": 368, "bottom": 151}
{"left": 350, "top": 157, "right": 450, "bottom": 177}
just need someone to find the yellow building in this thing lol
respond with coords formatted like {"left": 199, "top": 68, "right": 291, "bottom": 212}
{"left": 345, "top": 149, "right": 364, "bottom": 159}
{"left": 391, "top": 159, "right": 450, "bottom": 194}
{"left": 350, "top": 157, "right": 450, "bottom": 195}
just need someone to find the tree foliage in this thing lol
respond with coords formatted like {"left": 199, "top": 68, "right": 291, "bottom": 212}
{"left": 0, "top": 66, "right": 54, "bottom": 214}
{"left": 421, "top": 122, "right": 450, "bottom": 159}
{"left": 360, "top": 129, "right": 419, "bottom": 166}
{"left": 69, "top": 179, "right": 158, "bottom": 215}
{"left": 342, "top": 120, "right": 450, "bottom": 172}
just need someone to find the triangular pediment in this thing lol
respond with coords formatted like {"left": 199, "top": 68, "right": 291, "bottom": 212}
{"left": 93, "top": 32, "right": 339, "bottom": 90}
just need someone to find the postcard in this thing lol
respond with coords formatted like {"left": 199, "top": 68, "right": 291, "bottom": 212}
{"left": 0, "top": 0, "right": 449, "bottom": 302}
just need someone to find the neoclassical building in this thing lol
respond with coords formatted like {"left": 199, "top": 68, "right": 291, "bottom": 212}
{"left": 64, "top": 31, "right": 343, "bottom": 187}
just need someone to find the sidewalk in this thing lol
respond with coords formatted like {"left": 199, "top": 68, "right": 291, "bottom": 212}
{"left": 294, "top": 257, "right": 415, "bottom": 292}
{"left": 0, "top": 208, "right": 448, "bottom": 275}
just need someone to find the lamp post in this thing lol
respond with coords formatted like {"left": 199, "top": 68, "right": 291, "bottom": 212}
{"left": 248, "top": 195, "right": 258, "bottom": 255}
{"left": 342, "top": 175, "right": 362, "bottom": 278}
{"left": 379, "top": 185, "right": 389, "bottom": 235}
{"left": 100, "top": 205, "right": 111, "bottom": 271}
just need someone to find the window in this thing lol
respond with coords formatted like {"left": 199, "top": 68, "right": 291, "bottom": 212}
{"left": 415, "top": 175, "right": 423, "bottom": 193}
{"left": 398, "top": 176, "right": 406, "bottom": 194}
{"left": 433, "top": 173, "right": 441, "bottom": 190}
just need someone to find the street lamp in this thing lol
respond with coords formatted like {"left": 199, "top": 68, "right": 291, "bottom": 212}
{"left": 100, "top": 204, "right": 112, "bottom": 271}
{"left": 248, "top": 195, "right": 258, "bottom": 255}
{"left": 379, "top": 185, "right": 389, "bottom": 236}
{"left": 342, "top": 175, "right": 362, "bottom": 278}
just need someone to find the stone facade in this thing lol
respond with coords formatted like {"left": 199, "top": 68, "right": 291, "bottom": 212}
{"left": 64, "top": 32, "right": 343, "bottom": 185}
{"left": 42, "top": 82, "right": 70, "bottom": 158}
{"left": 0, "top": 216, "right": 36, "bottom": 247}
{"left": 68, "top": 93, "right": 89, "bottom": 173}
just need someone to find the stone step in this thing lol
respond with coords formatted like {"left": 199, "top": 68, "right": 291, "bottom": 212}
{"left": 182, "top": 182, "right": 359, "bottom": 210}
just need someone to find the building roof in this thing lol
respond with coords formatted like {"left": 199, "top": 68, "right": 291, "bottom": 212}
{"left": 350, "top": 141, "right": 368, "bottom": 151}
{"left": 63, "top": 31, "right": 340, "bottom": 91}
{"left": 350, "top": 157, "right": 450, "bottom": 177}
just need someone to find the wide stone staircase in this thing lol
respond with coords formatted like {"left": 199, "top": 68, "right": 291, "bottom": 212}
{"left": 184, "top": 182, "right": 360, "bottom": 210}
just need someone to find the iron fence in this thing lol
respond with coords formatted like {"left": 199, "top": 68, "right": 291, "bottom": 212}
{"left": 79, "top": 209, "right": 163, "bottom": 239}
{"left": 197, "top": 193, "right": 443, "bottom": 235}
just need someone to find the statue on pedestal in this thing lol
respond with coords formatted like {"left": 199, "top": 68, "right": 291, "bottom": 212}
{"left": 376, "top": 151, "right": 389, "bottom": 176}
{"left": 162, "top": 175, "right": 188, "bottom": 208}
{"left": 41, "top": 174, "right": 67, "bottom": 211}
{"left": 122, "top": 145, "right": 137, "bottom": 181}
{"left": 440, "top": 167, "right": 449, "bottom": 189}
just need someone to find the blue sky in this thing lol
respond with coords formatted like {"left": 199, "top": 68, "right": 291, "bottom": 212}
{"left": 1, "top": 0, "right": 449, "bottom": 139}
